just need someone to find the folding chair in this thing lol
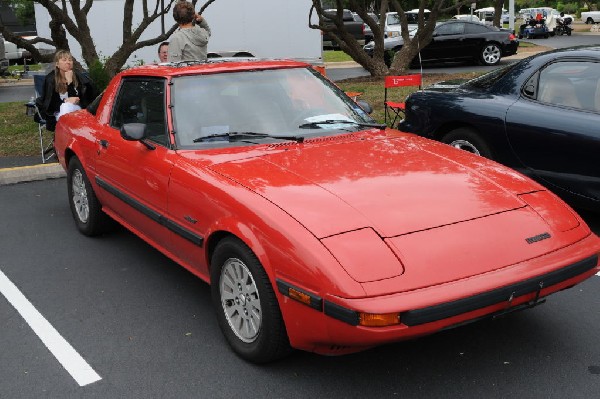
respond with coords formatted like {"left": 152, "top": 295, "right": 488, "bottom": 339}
{"left": 24, "top": 72, "right": 55, "bottom": 163}
{"left": 384, "top": 74, "right": 422, "bottom": 128}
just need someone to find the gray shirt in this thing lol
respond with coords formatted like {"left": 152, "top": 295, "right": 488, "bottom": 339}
{"left": 168, "top": 19, "right": 211, "bottom": 62}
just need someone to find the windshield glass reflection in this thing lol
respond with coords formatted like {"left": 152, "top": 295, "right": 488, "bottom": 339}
{"left": 171, "top": 67, "right": 374, "bottom": 147}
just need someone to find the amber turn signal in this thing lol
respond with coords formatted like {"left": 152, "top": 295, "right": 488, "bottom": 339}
{"left": 289, "top": 288, "right": 312, "bottom": 306}
{"left": 359, "top": 312, "right": 401, "bottom": 327}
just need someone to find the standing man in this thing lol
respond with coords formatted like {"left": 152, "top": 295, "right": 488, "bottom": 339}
{"left": 168, "top": 1, "right": 211, "bottom": 62}
{"left": 158, "top": 42, "right": 169, "bottom": 63}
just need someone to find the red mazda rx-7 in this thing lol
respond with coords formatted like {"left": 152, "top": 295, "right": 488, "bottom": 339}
{"left": 54, "top": 59, "right": 600, "bottom": 363}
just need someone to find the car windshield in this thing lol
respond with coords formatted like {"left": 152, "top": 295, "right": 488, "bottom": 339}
{"left": 387, "top": 12, "right": 428, "bottom": 25}
{"left": 387, "top": 13, "right": 401, "bottom": 25}
{"left": 171, "top": 67, "right": 375, "bottom": 147}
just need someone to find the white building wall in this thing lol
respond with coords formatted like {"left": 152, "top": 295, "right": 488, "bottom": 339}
{"left": 35, "top": 0, "right": 322, "bottom": 66}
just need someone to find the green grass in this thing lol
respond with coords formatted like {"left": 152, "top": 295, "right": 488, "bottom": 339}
{"left": 0, "top": 102, "right": 49, "bottom": 156}
{"left": 336, "top": 73, "right": 482, "bottom": 125}
{"left": 8, "top": 63, "right": 42, "bottom": 73}
{"left": 323, "top": 50, "right": 353, "bottom": 63}
{"left": 3, "top": 63, "right": 44, "bottom": 80}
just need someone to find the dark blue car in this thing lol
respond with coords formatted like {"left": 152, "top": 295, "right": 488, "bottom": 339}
{"left": 399, "top": 46, "right": 600, "bottom": 212}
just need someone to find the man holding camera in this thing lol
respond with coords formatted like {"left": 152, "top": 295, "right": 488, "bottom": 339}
{"left": 168, "top": 1, "right": 211, "bottom": 62}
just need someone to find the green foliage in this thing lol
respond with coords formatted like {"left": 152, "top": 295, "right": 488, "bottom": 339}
{"left": 7, "top": 0, "right": 35, "bottom": 25}
{"left": 88, "top": 59, "right": 111, "bottom": 92}
{"left": 561, "top": 3, "right": 579, "bottom": 13}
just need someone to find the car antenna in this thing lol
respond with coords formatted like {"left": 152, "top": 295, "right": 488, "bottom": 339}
{"left": 417, "top": 38, "right": 424, "bottom": 92}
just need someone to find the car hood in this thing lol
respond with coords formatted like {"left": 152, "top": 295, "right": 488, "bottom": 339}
{"left": 208, "top": 133, "right": 528, "bottom": 239}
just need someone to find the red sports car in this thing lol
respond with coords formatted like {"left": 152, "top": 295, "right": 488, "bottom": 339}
{"left": 54, "top": 60, "right": 600, "bottom": 363}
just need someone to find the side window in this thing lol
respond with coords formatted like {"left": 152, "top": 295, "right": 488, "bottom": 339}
{"left": 536, "top": 61, "right": 600, "bottom": 112}
{"left": 436, "top": 23, "right": 464, "bottom": 36}
{"left": 465, "top": 23, "right": 489, "bottom": 34}
{"left": 111, "top": 78, "right": 169, "bottom": 146}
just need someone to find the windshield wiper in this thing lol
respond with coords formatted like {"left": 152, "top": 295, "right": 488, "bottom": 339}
{"left": 193, "top": 131, "right": 304, "bottom": 143}
{"left": 298, "top": 120, "right": 386, "bottom": 130}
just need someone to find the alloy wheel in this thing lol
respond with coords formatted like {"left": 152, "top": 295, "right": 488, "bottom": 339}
{"left": 71, "top": 169, "right": 90, "bottom": 223}
{"left": 219, "top": 257, "right": 262, "bottom": 343}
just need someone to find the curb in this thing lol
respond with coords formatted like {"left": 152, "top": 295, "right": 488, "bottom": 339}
{"left": 0, "top": 163, "right": 65, "bottom": 186}
{"left": 0, "top": 78, "right": 34, "bottom": 87}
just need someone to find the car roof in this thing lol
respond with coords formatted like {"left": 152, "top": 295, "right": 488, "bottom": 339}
{"left": 531, "top": 45, "right": 600, "bottom": 60}
{"left": 439, "top": 19, "right": 485, "bottom": 26}
{"left": 118, "top": 59, "right": 310, "bottom": 79}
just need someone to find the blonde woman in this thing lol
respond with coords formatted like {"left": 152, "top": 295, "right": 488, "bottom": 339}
{"left": 37, "top": 50, "right": 96, "bottom": 131}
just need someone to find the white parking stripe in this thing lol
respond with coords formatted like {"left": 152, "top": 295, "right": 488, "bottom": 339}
{"left": 0, "top": 270, "right": 101, "bottom": 387}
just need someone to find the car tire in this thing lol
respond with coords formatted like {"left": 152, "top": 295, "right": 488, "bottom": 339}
{"left": 211, "top": 237, "right": 291, "bottom": 363}
{"left": 480, "top": 43, "right": 501, "bottom": 66}
{"left": 441, "top": 128, "right": 493, "bottom": 159}
{"left": 586, "top": 18, "right": 594, "bottom": 24}
{"left": 67, "top": 156, "right": 109, "bottom": 236}
{"left": 567, "top": 30, "right": 572, "bottom": 36}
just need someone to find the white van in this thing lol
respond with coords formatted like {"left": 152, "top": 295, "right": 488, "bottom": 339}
{"left": 0, "top": 34, "right": 9, "bottom": 75}
{"left": 3, "top": 40, "right": 30, "bottom": 64}
{"left": 384, "top": 9, "right": 431, "bottom": 38}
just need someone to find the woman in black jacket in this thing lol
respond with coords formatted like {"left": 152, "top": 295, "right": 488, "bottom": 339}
{"left": 37, "top": 50, "right": 96, "bottom": 131}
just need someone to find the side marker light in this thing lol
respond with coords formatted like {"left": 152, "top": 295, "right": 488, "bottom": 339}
{"left": 359, "top": 312, "right": 401, "bottom": 327}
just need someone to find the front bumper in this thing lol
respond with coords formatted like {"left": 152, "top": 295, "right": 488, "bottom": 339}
{"left": 278, "top": 233, "right": 600, "bottom": 355}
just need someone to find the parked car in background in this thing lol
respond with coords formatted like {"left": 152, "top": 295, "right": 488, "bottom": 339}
{"left": 399, "top": 46, "right": 600, "bottom": 212}
{"left": 501, "top": 12, "right": 516, "bottom": 24}
{"left": 358, "top": 12, "right": 379, "bottom": 43}
{"left": 54, "top": 58, "right": 600, "bottom": 363}
{"left": 322, "top": 8, "right": 365, "bottom": 48}
{"left": 581, "top": 10, "right": 600, "bottom": 24}
{"left": 3, "top": 40, "right": 31, "bottom": 64}
{"left": 0, "top": 34, "right": 9, "bottom": 75}
{"left": 452, "top": 14, "right": 482, "bottom": 23}
{"left": 364, "top": 19, "right": 518, "bottom": 66}
{"left": 383, "top": 9, "right": 431, "bottom": 38}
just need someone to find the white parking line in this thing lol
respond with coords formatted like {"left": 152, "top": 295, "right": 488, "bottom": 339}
{"left": 0, "top": 269, "right": 101, "bottom": 387}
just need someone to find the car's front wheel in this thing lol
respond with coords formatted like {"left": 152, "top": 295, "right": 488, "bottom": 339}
{"left": 211, "top": 237, "right": 291, "bottom": 363}
{"left": 67, "top": 156, "right": 109, "bottom": 236}
{"left": 480, "top": 43, "right": 501, "bottom": 66}
{"left": 441, "top": 128, "right": 493, "bottom": 159}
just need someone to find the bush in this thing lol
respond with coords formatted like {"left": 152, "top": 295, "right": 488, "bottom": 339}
{"left": 88, "top": 59, "right": 110, "bottom": 92}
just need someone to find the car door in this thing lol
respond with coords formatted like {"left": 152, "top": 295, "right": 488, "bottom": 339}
{"left": 463, "top": 22, "right": 490, "bottom": 57}
{"left": 505, "top": 60, "right": 600, "bottom": 204}
{"left": 423, "top": 22, "right": 467, "bottom": 61}
{"left": 95, "top": 77, "right": 177, "bottom": 248}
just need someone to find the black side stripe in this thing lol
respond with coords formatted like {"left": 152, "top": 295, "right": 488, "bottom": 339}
{"left": 95, "top": 177, "right": 204, "bottom": 247}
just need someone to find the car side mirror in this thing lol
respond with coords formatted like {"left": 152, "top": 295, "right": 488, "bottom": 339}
{"left": 121, "top": 123, "right": 156, "bottom": 150}
{"left": 523, "top": 84, "right": 536, "bottom": 97}
{"left": 120, "top": 123, "right": 146, "bottom": 141}
{"left": 356, "top": 100, "right": 373, "bottom": 114}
